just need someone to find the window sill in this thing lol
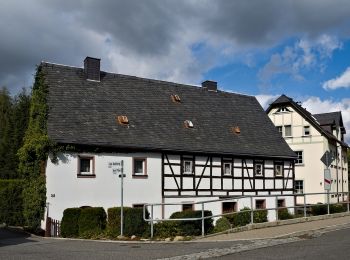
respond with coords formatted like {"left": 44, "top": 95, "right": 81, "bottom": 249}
{"left": 302, "top": 135, "right": 311, "bottom": 137}
{"left": 284, "top": 136, "right": 293, "bottom": 139}
{"left": 77, "top": 174, "right": 96, "bottom": 178}
{"left": 132, "top": 175, "right": 148, "bottom": 179}
{"left": 295, "top": 164, "right": 305, "bottom": 167}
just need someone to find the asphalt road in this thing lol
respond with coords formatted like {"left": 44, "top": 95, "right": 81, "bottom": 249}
{"left": 1, "top": 227, "right": 350, "bottom": 260}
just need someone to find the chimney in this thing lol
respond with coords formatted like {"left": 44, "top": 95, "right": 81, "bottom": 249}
{"left": 202, "top": 80, "right": 217, "bottom": 91}
{"left": 84, "top": 57, "right": 100, "bottom": 81}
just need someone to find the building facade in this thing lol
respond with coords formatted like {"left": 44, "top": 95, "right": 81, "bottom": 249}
{"left": 267, "top": 95, "right": 348, "bottom": 204}
{"left": 42, "top": 57, "right": 296, "bottom": 225}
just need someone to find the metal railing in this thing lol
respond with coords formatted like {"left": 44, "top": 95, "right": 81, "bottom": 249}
{"left": 143, "top": 191, "right": 350, "bottom": 238}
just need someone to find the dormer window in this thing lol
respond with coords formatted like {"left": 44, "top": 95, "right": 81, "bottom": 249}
{"left": 117, "top": 115, "right": 129, "bottom": 125}
{"left": 276, "top": 107, "right": 291, "bottom": 113}
{"left": 184, "top": 120, "right": 194, "bottom": 128}
{"left": 171, "top": 94, "right": 181, "bottom": 103}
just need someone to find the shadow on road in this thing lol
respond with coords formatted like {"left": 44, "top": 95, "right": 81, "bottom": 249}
{"left": 0, "top": 227, "right": 37, "bottom": 247}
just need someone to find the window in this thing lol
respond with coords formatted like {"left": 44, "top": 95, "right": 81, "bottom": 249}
{"left": 133, "top": 158, "right": 147, "bottom": 176}
{"left": 276, "top": 126, "right": 283, "bottom": 135}
{"left": 276, "top": 106, "right": 291, "bottom": 113}
{"left": 277, "top": 199, "right": 285, "bottom": 208}
{"left": 222, "top": 202, "right": 237, "bottom": 213}
{"left": 223, "top": 163, "right": 232, "bottom": 175}
{"left": 303, "top": 126, "right": 310, "bottom": 136}
{"left": 295, "top": 180, "right": 304, "bottom": 194}
{"left": 254, "top": 163, "right": 263, "bottom": 176}
{"left": 295, "top": 151, "right": 303, "bottom": 165}
{"left": 182, "top": 203, "right": 194, "bottom": 211}
{"left": 274, "top": 163, "right": 283, "bottom": 177}
{"left": 284, "top": 125, "right": 292, "bottom": 137}
{"left": 255, "top": 199, "right": 266, "bottom": 209}
{"left": 183, "top": 160, "right": 193, "bottom": 174}
{"left": 78, "top": 156, "right": 94, "bottom": 177}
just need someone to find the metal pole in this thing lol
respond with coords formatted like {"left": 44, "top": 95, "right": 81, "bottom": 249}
{"left": 250, "top": 196, "right": 254, "bottom": 224}
{"left": 151, "top": 205, "right": 154, "bottom": 238}
{"left": 348, "top": 191, "right": 350, "bottom": 212}
{"left": 120, "top": 161, "right": 124, "bottom": 237}
{"left": 275, "top": 196, "right": 279, "bottom": 221}
{"left": 327, "top": 190, "right": 330, "bottom": 215}
{"left": 303, "top": 194, "right": 307, "bottom": 218}
{"left": 201, "top": 203, "right": 205, "bottom": 237}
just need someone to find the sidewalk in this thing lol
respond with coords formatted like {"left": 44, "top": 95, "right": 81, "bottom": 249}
{"left": 199, "top": 213, "right": 350, "bottom": 241}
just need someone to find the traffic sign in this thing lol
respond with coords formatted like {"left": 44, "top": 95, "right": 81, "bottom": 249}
{"left": 324, "top": 169, "right": 331, "bottom": 191}
{"left": 320, "top": 151, "right": 335, "bottom": 168}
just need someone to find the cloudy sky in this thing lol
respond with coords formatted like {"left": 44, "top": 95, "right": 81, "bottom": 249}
{"left": 1, "top": 0, "right": 350, "bottom": 141}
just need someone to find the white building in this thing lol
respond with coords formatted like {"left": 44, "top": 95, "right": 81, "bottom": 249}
{"left": 42, "top": 57, "right": 297, "bottom": 225}
{"left": 267, "top": 95, "right": 348, "bottom": 204}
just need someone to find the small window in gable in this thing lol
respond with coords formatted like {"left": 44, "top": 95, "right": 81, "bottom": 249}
{"left": 303, "top": 126, "right": 310, "bottom": 136}
{"left": 284, "top": 125, "right": 292, "bottom": 137}
{"left": 184, "top": 120, "right": 194, "bottom": 128}
{"left": 276, "top": 126, "right": 282, "bottom": 135}
{"left": 276, "top": 106, "right": 291, "bottom": 113}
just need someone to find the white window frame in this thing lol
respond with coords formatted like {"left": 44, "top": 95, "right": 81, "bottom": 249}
{"left": 78, "top": 156, "right": 94, "bottom": 176}
{"left": 223, "top": 163, "right": 232, "bottom": 175}
{"left": 284, "top": 125, "right": 292, "bottom": 137}
{"left": 303, "top": 126, "right": 310, "bottom": 136}
{"left": 295, "top": 151, "right": 303, "bottom": 165}
{"left": 133, "top": 158, "right": 147, "bottom": 176}
{"left": 274, "top": 163, "right": 283, "bottom": 177}
{"left": 295, "top": 180, "right": 304, "bottom": 194}
{"left": 254, "top": 163, "right": 263, "bottom": 176}
{"left": 183, "top": 160, "right": 193, "bottom": 174}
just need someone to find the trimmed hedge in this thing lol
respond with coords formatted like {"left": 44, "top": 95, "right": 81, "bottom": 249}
{"left": 0, "top": 180, "right": 24, "bottom": 226}
{"left": 277, "top": 208, "right": 294, "bottom": 220}
{"left": 61, "top": 208, "right": 82, "bottom": 238}
{"left": 107, "top": 207, "right": 149, "bottom": 237}
{"left": 226, "top": 207, "right": 268, "bottom": 227}
{"left": 311, "top": 203, "right": 347, "bottom": 216}
{"left": 78, "top": 207, "right": 106, "bottom": 238}
{"left": 170, "top": 210, "right": 213, "bottom": 236}
{"left": 213, "top": 217, "right": 231, "bottom": 233}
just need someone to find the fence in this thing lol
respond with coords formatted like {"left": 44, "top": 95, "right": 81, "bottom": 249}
{"left": 45, "top": 217, "right": 60, "bottom": 237}
{"left": 143, "top": 191, "right": 350, "bottom": 238}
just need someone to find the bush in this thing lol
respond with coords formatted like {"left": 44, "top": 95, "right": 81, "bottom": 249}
{"left": 311, "top": 203, "right": 328, "bottom": 216}
{"left": 170, "top": 210, "right": 213, "bottom": 236}
{"left": 0, "top": 180, "right": 24, "bottom": 226}
{"left": 61, "top": 208, "right": 82, "bottom": 238}
{"left": 226, "top": 207, "right": 268, "bottom": 227}
{"left": 277, "top": 208, "right": 294, "bottom": 220}
{"left": 107, "top": 207, "right": 149, "bottom": 237}
{"left": 213, "top": 217, "right": 231, "bottom": 233}
{"left": 330, "top": 204, "right": 347, "bottom": 213}
{"left": 154, "top": 221, "right": 181, "bottom": 238}
{"left": 78, "top": 207, "right": 106, "bottom": 238}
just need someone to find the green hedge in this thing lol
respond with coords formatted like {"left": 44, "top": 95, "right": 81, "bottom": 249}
{"left": 311, "top": 203, "right": 347, "bottom": 216}
{"left": 226, "top": 207, "right": 268, "bottom": 227}
{"left": 154, "top": 221, "right": 181, "bottom": 238}
{"left": 170, "top": 210, "right": 213, "bottom": 236}
{"left": 277, "top": 208, "right": 294, "bottom": 220}
{"left": 78, "top": 207, "right": 106, "bottom": 238}
{"left": 61, "top": 208, "right": 82, "bottom": 238}
{"left": 0, "top": 180, "right": 24, "bottom": 226}
{"left": 213, "top": 217, "right": 231, "bottom": 233}
{"left": 107, "top": 207, "right": 149, "bottom": 237}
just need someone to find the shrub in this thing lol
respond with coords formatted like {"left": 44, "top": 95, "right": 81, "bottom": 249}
{"left": 0, "top": 180, "right": 24, "bottom": 226}
{"left": 277, "top": 208, "right": 294, "bottom": 220}
{"left": 170, "top": 210, "right": 213, "bottom": 236}
{"left": 213, "top": 217, "right": 231, "bottom": 233}
{"left": 78, "top": 207, "right": 106, "bottom": 238}
{"left": 226, "top": 207, "right": 268, "bottom": 227}
{"left": 311, "top": 203, "right": 328, "bottom": 216}
{"left": 107, "top": 207, "right": 149, "bottom": 237}
{"left": 154, "top": 221, "right": 181, "bottom": 238}
{"left": 61, "top": 208, "right": 82, "bottom": 238}
{"left": 330, "top": 204, "right": 347, "bottom": 213}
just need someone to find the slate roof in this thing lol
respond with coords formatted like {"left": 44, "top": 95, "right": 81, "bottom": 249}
{"left": 42, "top": 62, "right": 296, "bottom": 159}
{"left": 267, "top": 95, "right": 348, "bottom": 148}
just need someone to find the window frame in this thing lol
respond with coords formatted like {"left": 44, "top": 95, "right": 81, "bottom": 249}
{"left": 303, "top": 126, "right": 310, "bottom": 136}
{"left": 295, "top": 180, "right": 304, "bottom": 194}
{"left": 183, "top": 159, "right": 193, "bottom": 174}
{"left": 277, "top": 199, "right": 285, "bottom": 208}
{"left": 254, "top": 162, "right": 263, "bottom": 176}
{"left": 276, "top": 126, "right": 283, "bottom": 135}
{"left": 132, "top": 158, "right": 147, "bottom": 178}
{"left": 295, "top": 151, "right": 303, "bottom": 165}
{"left": 255, "top": 199, "right": 266, "bottom": 209}
{"left": 77, "top": 156, "right": 95, "bottom": 178}
{"left": 222, "top": 201, "right": 237, "bottom": 214}
{"left": 274, "top": 163, "right": 283, "bottom": 177}
{"left": 223, "top": 162, "right": 232, "bottom": 176}
{"left": 182, "top": 203, "right": 194, "bottom": 211}
{"left": 284, "top": 125, "right": 292, "bottom": 137}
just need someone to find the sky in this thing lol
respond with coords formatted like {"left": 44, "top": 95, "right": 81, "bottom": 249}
{"left": 1, "top": 0, "right": 350, "bottom": 142}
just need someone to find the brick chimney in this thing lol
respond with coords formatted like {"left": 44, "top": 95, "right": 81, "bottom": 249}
{"left": 202, "top": 80, "right": 217, "bottom": 91}
{"left": 84, "top": 57, "right": 100, "bottom": 81}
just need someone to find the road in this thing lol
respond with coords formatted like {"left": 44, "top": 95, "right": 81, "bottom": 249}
{"left": 0, "top": 227, "right": 349, "bottom": 259}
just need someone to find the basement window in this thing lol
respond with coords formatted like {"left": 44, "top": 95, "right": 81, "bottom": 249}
{"left": 222, "top": 202, "right": 237, "bottom": 214}
{"left": 171, "top": 94, "right": 181, "bottom": 103}
{"left": 255, "top": 199, "right": 266, "bottom": 209}
{"left": 184, "top": 120, "right": 194, "bottom": 128}
{"left": 182, "top": 203, "right": 194, "bottom": 211}
{"left": 117, "top": 115, "right": 129, "bottom": 125}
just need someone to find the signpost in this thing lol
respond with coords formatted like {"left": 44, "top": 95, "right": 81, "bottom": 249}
{"left": 110, "top": 160, "right": 125, "bottom": 237}
{"left": 320, "top": 151, "right": 335, "bottom": 215}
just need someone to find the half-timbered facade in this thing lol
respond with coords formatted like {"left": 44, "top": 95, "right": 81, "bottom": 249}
{"left": 42, "top": 57, "right": 296, "bottom": 224}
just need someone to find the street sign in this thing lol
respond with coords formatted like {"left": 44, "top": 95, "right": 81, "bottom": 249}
{"left": 320, "top": 151, "right": 335, "bottom": 168}
{"left": 109, "top": 161, "right": 124, "bottom": 174}
{"left": 324, "top": 169, "right": 331, "bottom": 191}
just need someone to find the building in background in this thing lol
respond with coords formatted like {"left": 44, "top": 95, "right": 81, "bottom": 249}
{"left": 267, "top": 95, "right": 348, "bottom": 204}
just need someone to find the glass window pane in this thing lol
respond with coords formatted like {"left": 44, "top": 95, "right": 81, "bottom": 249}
{"left": 80, "top": 158, "right": 91, "bottom": 173}
{"left": 134, "top": 160, "right": 144, "bottom": 174}
{"left": 285, "top": 125, "right": 292, "bottom": 136}
{"left": 224, "top": 163, "right": 231, "bottom": 175}
{"left": 184, "top": 161, "right": 192, "bottom": 173}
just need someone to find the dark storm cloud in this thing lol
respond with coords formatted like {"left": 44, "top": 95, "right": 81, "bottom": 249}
{"left": 1, "top": 0, "right": 350, "bottom": 93}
